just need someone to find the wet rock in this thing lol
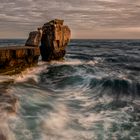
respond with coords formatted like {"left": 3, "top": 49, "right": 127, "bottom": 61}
{"left": 25, "top": 28, "right": 42, "bottom": 47}
{"left": 0, "top": 46, "right": 40, "bottom": 75}
{"left": 0, "top": 19, "right": 71, "bottom": 74}
{"left": 40, "top": 19, "right": 71, "bottom": 61}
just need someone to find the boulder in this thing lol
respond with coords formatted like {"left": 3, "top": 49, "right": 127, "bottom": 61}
{"left": 40, "top": 19, "right": 71, "bottom": 61}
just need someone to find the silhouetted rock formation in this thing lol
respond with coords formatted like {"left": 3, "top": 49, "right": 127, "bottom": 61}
{"left": 40, "top": 19, "right": 71, "bottom": 61}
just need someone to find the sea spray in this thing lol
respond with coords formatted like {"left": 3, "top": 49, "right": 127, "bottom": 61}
{"left": 0, "top": 111, "right": 15, "bottom": 140}
{"left": 0, "top": 39, "right": 140, "bottom": 140}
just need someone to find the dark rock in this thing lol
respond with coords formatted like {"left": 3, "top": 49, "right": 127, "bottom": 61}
{"left": 40, "top": 19, "right": 71, "bottom": 61}
{"left": 0, "top": 46, "right": 40, "bottom": 74}
{"left": 25, "top": 28, "right": 42, "bottom": 47}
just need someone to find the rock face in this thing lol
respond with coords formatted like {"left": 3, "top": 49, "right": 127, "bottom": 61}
{"left": 0, "top": 19, "right": 71, "bottom": 74}
{"left": 40, "top": 19, "right": 71, "bottom": 61}
{"left": 0, "top": 46, "right": 40, "bottom": 74}
{"left": 25, "top": 28, "right": 42, "bottom": 47}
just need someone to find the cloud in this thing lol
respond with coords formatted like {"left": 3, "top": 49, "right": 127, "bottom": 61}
{"left": 0, "top": 0, "right": 140, "bottom": 38}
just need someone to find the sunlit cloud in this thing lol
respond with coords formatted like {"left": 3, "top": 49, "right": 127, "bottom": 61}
{"left": 0, "top": 0, "right": 140, "bottom": 38}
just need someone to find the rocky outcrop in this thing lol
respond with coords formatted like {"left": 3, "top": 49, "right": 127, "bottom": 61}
{"left": 0, "top": 92, "right": 18, "bottom": 114}
{"left": 0, "top": 46, "right": 40, "bottom": 74}
{"left": 25, "top": 28, "right": 42, "bottom": 47}
{"left": 40, "top": 19, "right": 71, "bottom": 61}
{"left": 0, "top": 19, "right": 71, "bottom": 74}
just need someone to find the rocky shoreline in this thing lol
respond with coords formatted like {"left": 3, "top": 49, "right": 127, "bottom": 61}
{"left": 0, "top": 19, "right": 71, "bottom": 139}
{"left": 0, "top": 19, "right": 71, "bottom": 75}
{"left": 0, "top": 46, "right": 40, "bottom": 75}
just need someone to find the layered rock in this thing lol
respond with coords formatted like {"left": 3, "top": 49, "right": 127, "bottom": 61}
{"left": 0, "top": 19, "right": 71, "bottom": 74}
{"left": 40, "top": 19, "right": 71, "bottom": 61}
{"left": 25, "top": 28, "right": 42, "bottom": 47}
{"left": 0, "top": 46, "right": 40, "bottom": 74}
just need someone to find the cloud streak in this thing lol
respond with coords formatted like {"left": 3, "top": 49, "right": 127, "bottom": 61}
{"left": 0, "top": 0, "right": 140, "bottom": 38}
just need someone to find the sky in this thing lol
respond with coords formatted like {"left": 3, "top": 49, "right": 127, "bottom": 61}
{"left": 0, "top": 0, "right": 140, "bottom": 39}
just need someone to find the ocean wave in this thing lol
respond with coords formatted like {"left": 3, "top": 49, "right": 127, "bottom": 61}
{"left": 89, "top": 77, "right": 140, "bottom": 99}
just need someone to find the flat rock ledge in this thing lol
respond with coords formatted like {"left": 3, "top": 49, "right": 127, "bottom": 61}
{"left": 0, "top": 46, "right": 40, "bottom": 75}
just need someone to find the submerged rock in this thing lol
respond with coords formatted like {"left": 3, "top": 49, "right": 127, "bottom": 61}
{"left": 40, "top": 19, "right": 71, "bottom": 61}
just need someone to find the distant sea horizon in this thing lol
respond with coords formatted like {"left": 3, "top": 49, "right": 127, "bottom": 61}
{"left": 0, "top": 39, "right": 140, "bottom": 140}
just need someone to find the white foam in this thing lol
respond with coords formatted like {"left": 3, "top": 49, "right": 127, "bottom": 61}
{"left": 50, "top": 59, "right": 83, "bottom": 65}
{"left": 86, "top": 60, "right": 99, "bottom": 65}
{"left": 13, "top": 62, "right": 47, "bottom": 83}
{"left": 0, "top": 111, "right": 16, "bottom": 140}
{"left": 49, "top": 59, "right": 99, "bottom": 66}
{"left": 8, "top": 116, "right": 33, "bottom": 140}
{"left": 39, "top": 103, "right": 96, "bottom": 140}
{"left": 0, "top": 75, "right": 13, "bottom": 83}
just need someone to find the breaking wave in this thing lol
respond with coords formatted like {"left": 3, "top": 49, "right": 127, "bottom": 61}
{"left": 0, "top": 39, "right": 140, "bottom": 140}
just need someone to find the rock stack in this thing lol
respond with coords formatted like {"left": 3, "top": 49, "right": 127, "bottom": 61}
{"left": 0, "top": 19, "right": 71, "bottom": 74}
{"left": 40, "top": 19, "right": 71, "bottom": 61}
{"left": 0, "top": 46, "right": 40, "bottom": 74}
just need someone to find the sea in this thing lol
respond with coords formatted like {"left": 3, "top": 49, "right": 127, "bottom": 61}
{"left": 0, "top": 39, "right": 140, "bottom": 140}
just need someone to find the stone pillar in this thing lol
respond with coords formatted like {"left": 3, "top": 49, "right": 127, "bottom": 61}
{"left": 25, "top": 28, "right": 42, "bottom": 47}
{"left": 40, "top": 19, "right": 71, "bottom": 61}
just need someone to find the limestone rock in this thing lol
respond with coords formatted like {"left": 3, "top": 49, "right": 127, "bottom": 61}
{"left": 25, "top": 28, "right": 42, "bottom": 47}
{"left": 0, "top": 19, "right": 71, "bottom": 74}
{"left": 0, "top": 46, "right": 40, "bottom": 74}
{"left": 40, "top": 19, "right": 71, "bottom": 61}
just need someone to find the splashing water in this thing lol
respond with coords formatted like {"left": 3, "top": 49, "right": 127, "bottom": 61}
{"left": 0, "top": 39, "right": 140, "bottom": 140}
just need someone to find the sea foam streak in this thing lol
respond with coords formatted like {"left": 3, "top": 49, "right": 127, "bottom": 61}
{"left": 0, "top": 39, "right": 140, "bottom": 140}
{"left": 13, "top": 62, "right": 47, "bottom": 83}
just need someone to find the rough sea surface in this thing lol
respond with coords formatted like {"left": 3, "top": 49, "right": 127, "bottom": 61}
{"left": 0, "top": 39, "right": 140, "bottom": 140}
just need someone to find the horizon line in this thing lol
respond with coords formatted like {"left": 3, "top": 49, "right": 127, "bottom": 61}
{"left": 0, "top": 38, "right": 140, "bottom": 40}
